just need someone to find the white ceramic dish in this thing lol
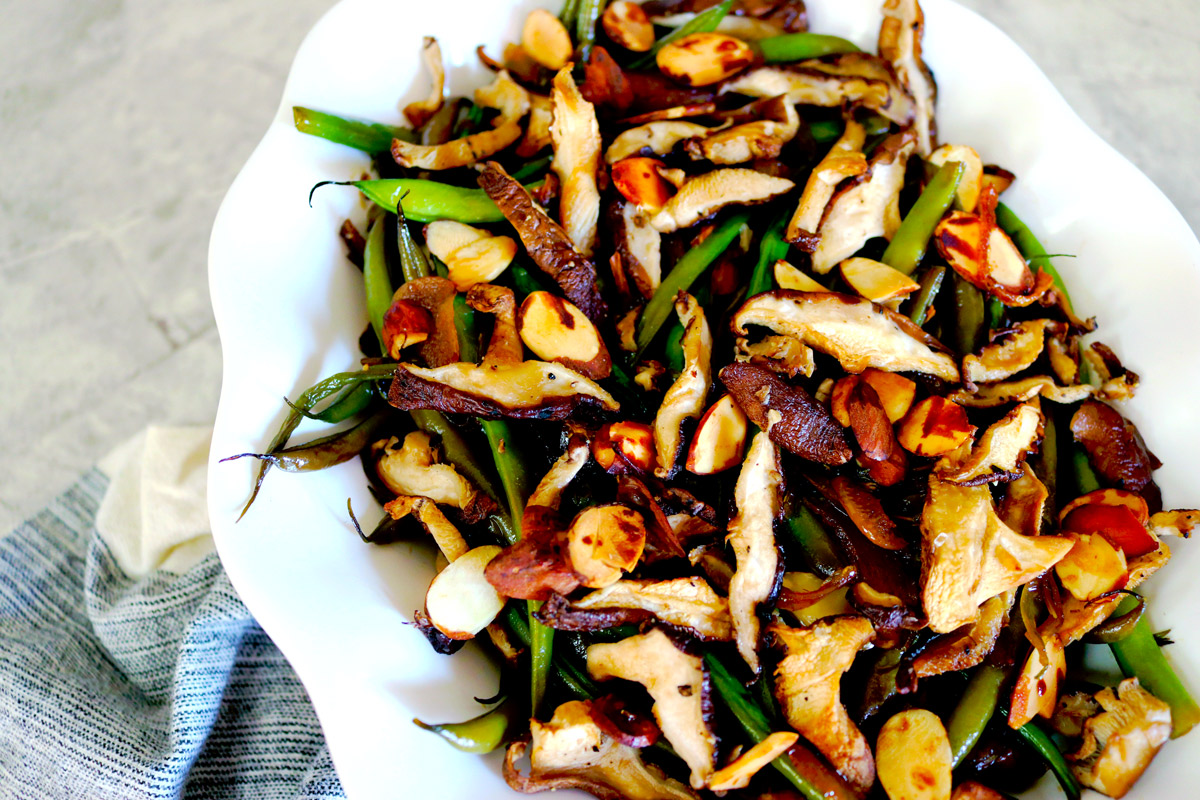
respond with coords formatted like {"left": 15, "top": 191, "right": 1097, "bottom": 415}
{"left": 207, "top": 1, "right": 1200, "bottom": 797}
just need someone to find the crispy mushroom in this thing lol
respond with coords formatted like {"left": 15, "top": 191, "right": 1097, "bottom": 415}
{"left": 879, "top": 0, "right": 937, "bottom": 155}
{"left": 721, "top": 54, "right": 915, "bottom": 126}
{"left": 605, "top": 120, "right": 715, "bottom": 163}
{"left": 609, "top": 199, "right": 663, "bottom": 300}
{"left": 475, "top": 68, "right": 532, "bottom": 123}
{"left": 517, "top": 92, "right": 554, "bottom": 157}
{"left": 1071, "top": 399, "right": 1161, "bottom": 499}
{"left": 770, "top": 617, "right": 877, "bottom": 795}
{"left": 551, "top": 68, "right": 603, "bottom": 256}
{"left": 504, "top": 699, "right": 697, "bottom": 800}
{"left": 1067, "top": 678, "right": 1172, "bottom": 799}
{"left": 732, "top": 290, "right": 960, "bottom": 381}
{"left": 962, "top": 320, "right": 1051, "bottom": 386}
{"left": 948, "top": 376, "right": 1093, "bottom": 408}
{"left": 811, "top": 129, "right": 917, "bottom": 273}
{"left": 786, "top": 115, "right": 867, "bottom": 248}
{"left": 479, "top": 161, "right": 607, "bottom": 322}
{"left": 650, "top": 168, "right": 794, "bottom": 233}
{"left": 935, "top": 403, "right": 1043, "bottom": 486}
{"left": 540, "top": 577, "right": 732, "bottom": 640}
{"left": 920, "top": 464, "right": 1073, "bottom": 633}
{"left": 403, "top": 37, "right": 445, "bottom": 128}
{"left": 727, "top": 430, "right": 783, "bottom": 673}
{"left": 587, "top": 628, "right": 718, "bottom": 789}
{"left": 909, "top": 593, "right": 1010, "bottom": 680}
{"left": 720, "top": 361, "right": 851, "bottom": 464}
{"left": 374, "top": 432, "right": 481, "bottom": 514}
{"left": 391, "top": 119, "right": 522, "bottom": 170}
{"left": 383, "top": 494, "right": 470, "bottom": 562}
{"left": 393, "top": 276, "right": 461, "bottom": 367}
{"left": 735, "top": 332, "right": 815, "bottom": 377}
{"left": 683, "top": 98, "right": 799, "bottom": 165}
{"left": 654, "top": 293, "right": 712, "bottom": 477}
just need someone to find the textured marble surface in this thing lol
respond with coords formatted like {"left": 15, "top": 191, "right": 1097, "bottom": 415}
{"left": 1, "top": 0, "right": 1198, "bottom": 534}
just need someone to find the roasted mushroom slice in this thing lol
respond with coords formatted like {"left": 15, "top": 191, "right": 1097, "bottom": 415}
{"left": 770, "top": 617, "right": 877, "bottom": 795}
{"left": 879, "top": 0, "right": 936, "bottom": 155}
{"left": 606, "top": 120, "right": 716, "bottom": 163}
{"left": 587, "top": 628, "right": 718, "bottom": 789}
{"left": 935, "top": 403, "right": 1042, "bottom": 486}
{"left": 1071, "top": 399, "right": 1161, "bottom": 498}
{"left": 683, "top": 98, "right": 799, "bottom": 165}
{"left": 732, "top": 290, "right": 960, "bottom": 382}
{"left": 403, "top": 37, "right": 446, "bottom": 129}
{"left": 909, "top": 593, "right": 1010, "bottom": 680}
{"left": 650, "top": 168, "right": 794, "bottom": 233}
{"left": 787, "top": 115, "right": 867, "bottom": 248}
{"left": 475, "top": 68, "right": 532, "bottom": 124}
{"left": 543, "top": 577, "right": 732, "bottom": 640}
{"left": 736, "top": 332, "right": 815, "bottom": 377}
{"left": 393, "top": 276, "right": 460, "bottom": 367}
{"left": 949, "top": 376, "right": 1093, "bottom": 408}
{"left": 609, "top": 199, "right": 663, "bottom": 299}
{"left": 517, "top": 92, "right": 554, "bottom": 157}
{"left": 551, "top": 68, "right": 603, "bottom": 256}
{"left": 811, "top": 129, "right": 917, "bottom": 274}
{"left": 721, "top": 54, "right": 915, "bottom": 126}
{"left": 479, "top": 161, "right": 606, "bottom": 322}
{"left": 392, "top": 118, "right": 522, "bottom": 170}
{"left": 727, "top": 430, "right": 783, "bottom": 672}
{"left": 1067, "top": 678, "right": 1172, "bottom": 799}
{"left": 383, "top": 494, "right": 470, "bottom": 562}
{"left": 720, "top": 362, "right": 851, "bottom": 465}
{"left": 654, "top": 293, "right": 712, "bottom": 477}
{"left": 920, "top": 468, "right": 1072, "bottom": 633}
{"left": 504, "top": 699, "right": 697, "bottom": 800}
{"left": 374, "top": 432, "right": 482, "bottom": 515}
{"left": 962, "top": 320, "right": 1051, "bottom": 386}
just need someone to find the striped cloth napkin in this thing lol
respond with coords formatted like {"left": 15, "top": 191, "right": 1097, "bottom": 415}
{"left": 0, "top": 428, "right": 345, "bottom": 799}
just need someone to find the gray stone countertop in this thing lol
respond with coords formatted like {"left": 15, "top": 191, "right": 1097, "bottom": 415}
{"left": 1, "top": 0, "right": 1197, "bottom": 533}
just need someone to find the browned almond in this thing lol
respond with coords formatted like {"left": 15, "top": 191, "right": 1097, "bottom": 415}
{"left": 876, "top": 709, "right": 952, "bottom": 800}
{"left": 567, "top": 504, "right": 647, "bottom": 588}
{"left": 601, "top": 0, "right": 655, "bottom": 52}
{"left": 522, "top": 8, "right": 573, "bottom": 70}
{"left": 592, "top": 421, "right": 656, "bottom": 474}
{"left": 685, "top": 394, "right": 748, "bottom": 475}
{"left": 897, "top": 397, "right": 975, "bottom": 457}
{"left": 517, "top": 290, "right": 611, "bottom": 379}
{"left": 611, "top": 156, "right": 675, "bottom": 210}
{"left": 656, "top": 33, "right": 756, "bottom": 88}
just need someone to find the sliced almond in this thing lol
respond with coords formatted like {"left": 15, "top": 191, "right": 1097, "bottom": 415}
{"left": 876, "top": 709, "right": 952, "bottom": 800}
{"left": 656, "top": 32, "right": 756, "bottom": 88}
{"left": 1009, "top": 638, "right": 1066, "bottom": 728}
{"left": 592, "top": 421, "right": 656, "bottom": 474}
{"left": 612, "top": 157, "right": 675, "bottom": 211}
{"left": 861, "top": 368, "right": 916, "bottom": 423}
{"left": 424, "top": 545, "right": 505, "bottom": 640}
{"left": 602, "top": 0, "right": 655, "bottom": 52}
{"left": 517, "top": 290, "right": 611, "bottom": 379}
{"left": 424, "top": 220, "right": 489, "bottom": 260}
{"left": 522, "top": 8, "right": 573, "bottom": 71}
{"left": 929, "top": 144, "right": 984, "bottom": 212}
{"left": 685, "top": 393, "right": 748, "bottom": 475}
{"left": 1055, "top": 533, "right": 1129, "bottom": 601}
{"left": 381, "top": 298, "right": 433, "bottom": 359}
{"left": 840, "top": 257, "right": 920, "bottom": 303}
{"left": 567, "top": 504, "right": 648, "bottom": 588}
{"left": 897, "top": 397, "right": 975, "bottom": 457}
{"left": 444, "top": 235, "right": 518, "bottom": 291}
{"left": 773, "top": 259, "right": 826, "bottom": 292}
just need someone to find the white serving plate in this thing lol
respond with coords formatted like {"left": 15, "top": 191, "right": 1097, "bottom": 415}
{"left": 207, "top": 1, "right": 1200, "bottom": 797}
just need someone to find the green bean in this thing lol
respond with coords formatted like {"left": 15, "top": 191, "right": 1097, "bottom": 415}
{"left": 292, "top": 106, "right": 415, "bottom": 152}
{"left": 631, "top": 0, "right": 734, "bottom": 68}
{"left": 1084, "top": 595, "right": 1145, "bottom": 644}
{"left": 510, "top": 262, "right": 552, "bottom": 301}
{"left": 363, "top": 216, "right": 393, "bottom": 349}
{"left": 285, "top": 381, "right": 374, "bottom": 423}
{"left": 808, "top": 119, "right": 843, "bottom": 144}
{"left": 575, "top": 0, "right": 604, "bottom": 58}
{"left": 510, "top": 155, "right": 554, "bottom": 183}
{"left": 747, "top": 210, "right": 791, "bottom": 298}
{"left": 635, "top": 210, "right": 750, "bottom": 355}
{"left": 951, "top": 271, "right": 985, "bottom": 357}
{"left": 1072, "top": 447, "right": 1102, "bottom": 495}
{"left": 311, "top": 179, "right": 509, "bottom": 224}
{"left": 504, "top": 605, "right": 598, "bottom": 700}
{"left": 414, "top": 697, "right": 520, "bottom": 753}
{"left": 758, "top": 33, "right": 861, "bottom": 62}
{"left": 881, "top": 161, "right": 964, "bottom": 276}
{"left": 998, "top": 706, "right": 1082, "bottom": 800}
{"left": 985, "top": 296, "right": 1004, "bottom": 331}
{"left": 395, "top": 203, "right": 433, "bottom": 283}
{"left": 908, "top": 265, "right": 945, "bottom": 326}
{"left": 559, "top": 0, "right": 582, "bottom": 28}
{"left": 1108, "top": 596, "right": 1200, "bottom": 738}
{"left": 235, "top": 363, "right": 399, "bottom": 519}
{"left": 947, "top": 665, "right": 1007, "bottom": 767}
{"left": 222, "top": 409, "right": 389, "bottom": 473}
{"left": 995, "top": 202, "right": 1074, "bottom": 314}
{"left": 706, "top": 654, "right": 847, "bottom": 800}
{"left": 664, "top": 322, "right": 686, "bottom": 373}
{"left": 783, "top": 505, "right": 843, "bottom": 577}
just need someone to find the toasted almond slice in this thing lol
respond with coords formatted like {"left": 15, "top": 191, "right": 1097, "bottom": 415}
{"left": 877, "top": 709, "right": 952, "bottom": 800}
{"left": 707, "top": 732, "right": 799, "bottom": 791}
{"left": 657, "top": 33, "right": 756, "bottom": 87}
{"left": 1009, "top": 638, "right": 1066, "bottom": 728}
{"left": 1055, "top": 533, "right": 1129, "bottom": 601}
{"left": 840, "top": 257, "right": 920, "bottom": 303}
{"left": 861, "top": 368, "right": 916, "bottom": 423}
{"left": 612, "top": 157, "right": 675, "bottom": 210}
{"left": 929, "top": 144, "right": 984, "bottom": 212}
{"left": 685, "top": 394, "right": 748, "bottom": 475}
{"left": 567, "top": 505, "right": 648, "bottom": 588}
{"left": 425, "top": 545, "right": 505, "bottom": 640}
{"left": 424, "top": 220, "right": 489, "bottom": 261}
{"left": 522, "top": 8, "right": 573, "bottom": 70}
{"left": 602, "top": 0, "right": 655, "bottom": 52}
{"left": 443, "top": 235, "right": 518, "bottom": 292}
{"left": 593, "top": 421, "right": 656, "bottom": 474}
{"left": 773, "top": 259, "right": 826, "bottom": 292}
{"left": 518, "top": 291, "right": 611, "bottom": 379}
{"left": 897, "top": 397, "right": 975, "bottom": 457}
